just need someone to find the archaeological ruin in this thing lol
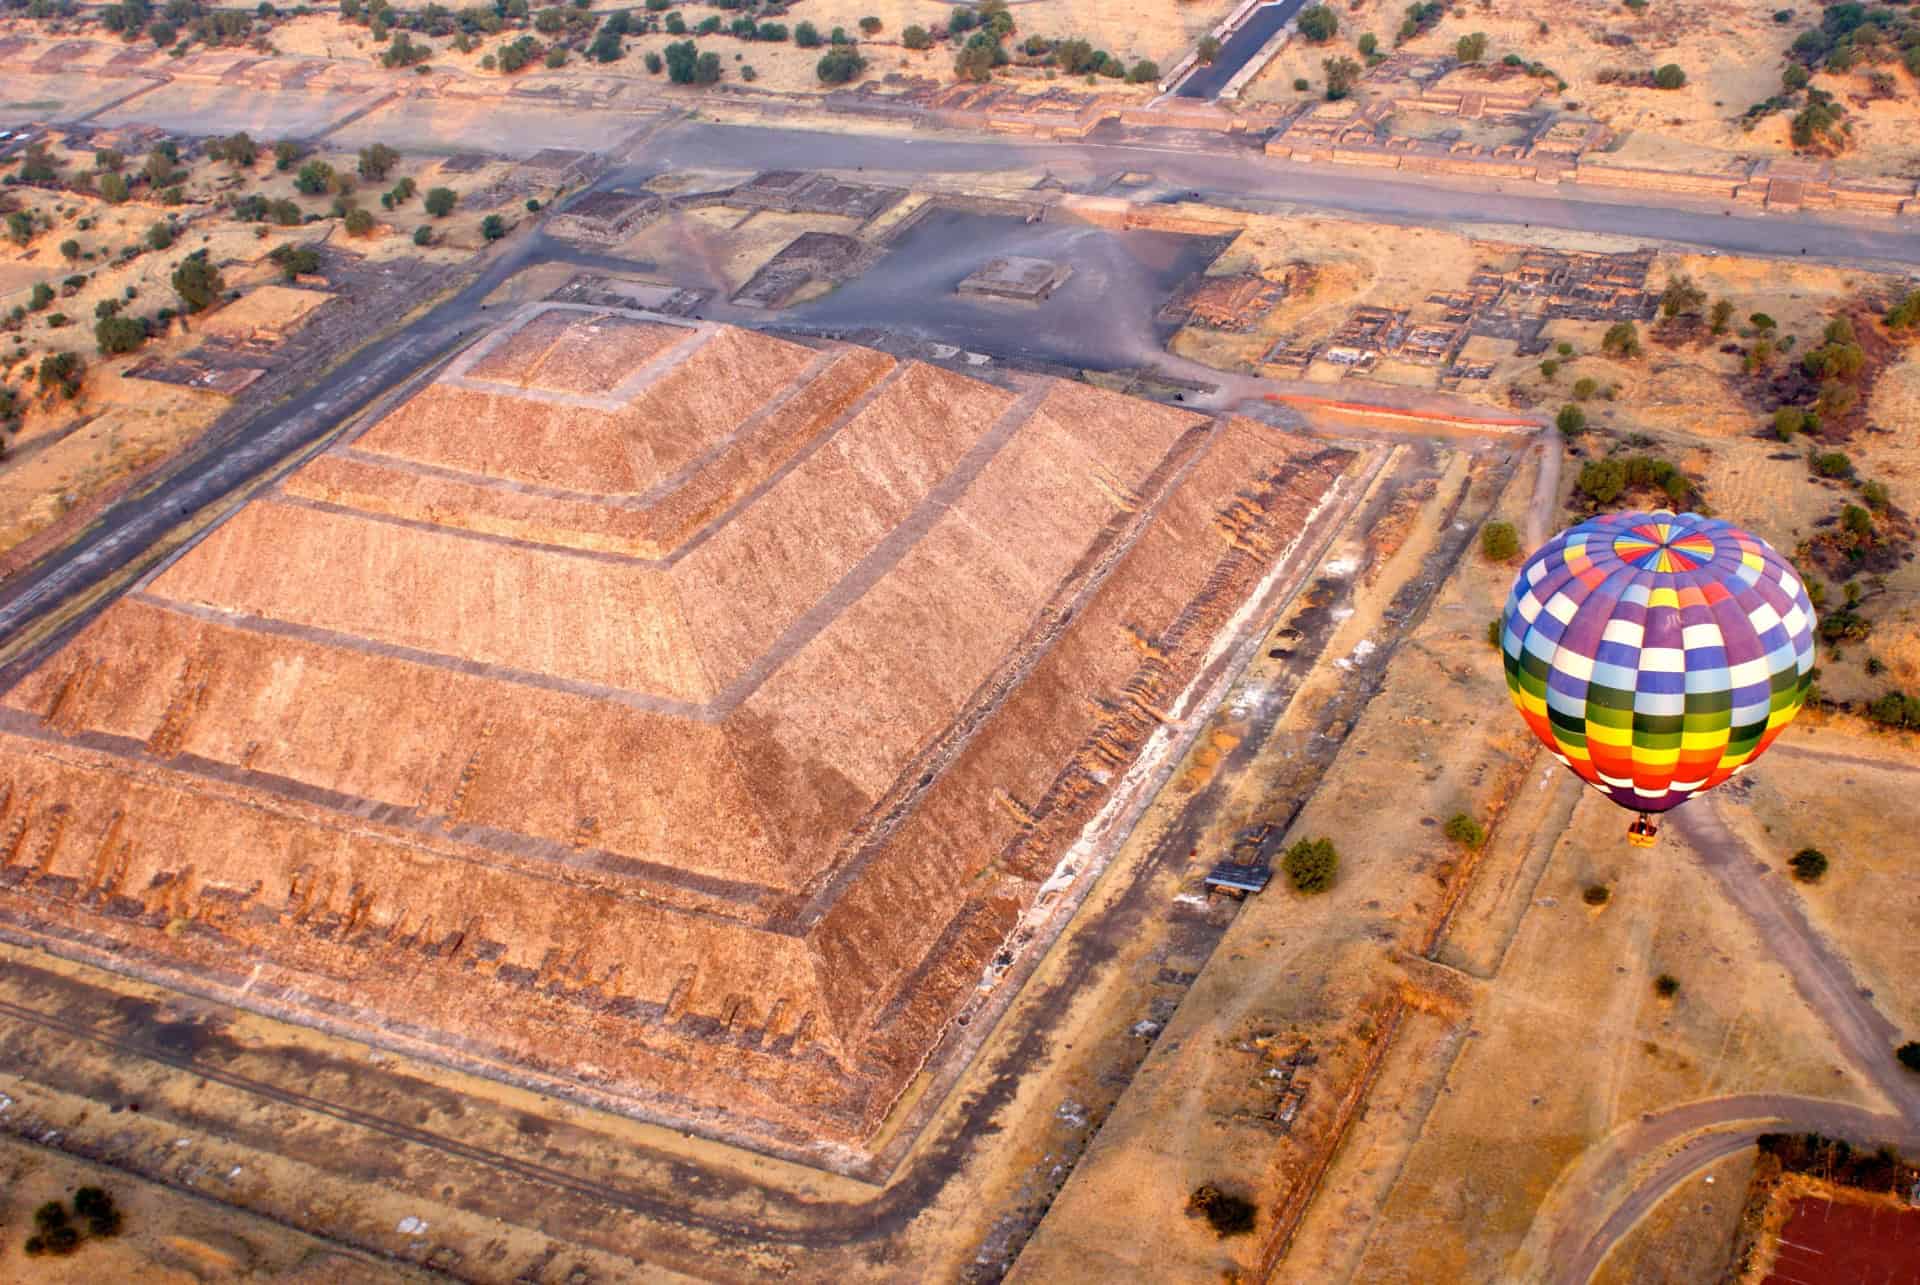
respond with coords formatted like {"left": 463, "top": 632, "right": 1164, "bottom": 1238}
{"left": 0, "top": 304, "right": 1353, "bottom": 1159}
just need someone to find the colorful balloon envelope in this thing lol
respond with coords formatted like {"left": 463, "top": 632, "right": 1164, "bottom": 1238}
{"left": 1499, "top": 510, "right": 1816, "bottom": 824}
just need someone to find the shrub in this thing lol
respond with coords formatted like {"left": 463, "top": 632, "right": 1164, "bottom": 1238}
{"left": 1187, "top": 1183, "right": 1257, "bottom": 1237}
{"left": 1297, "top": 4, "right": 1337, "bottom": 42}
{"left": 1602, "top": 321, "right": 1642, "bottom": 358}
{"left": 1654, "top": 972, "right": 1680, "bottom": 998}
{"left": 423, "top": 186, "right": 457, "bottom": 217}
{"left": 1324, "top": 55, "right": 1361, "bottom": 99}
{"left": 1283, "top": 837, "right": 1339, "bottom": 894}
{"left": 269, "top": 243, "right": 320, "bottom": 280}
{"left": 1572, "top": 376, "right": 1598, "bottom": 401}
{"left": 1357, "top": 32, "right": 1377, "bottom": 56}
{"left": 412, "top": 224, "right": 433, "bottom": 246}
{"left": 37, "top": 351, "right": 84, "bottom": 399}
{"left": 99, "top": 172, "right": 130, "bottom": 204}
{"left": 28, "top": 283, "right": 54, "bottom": 312}
{"left": 1127, "top": 59, "right": 1159, "bottom": 83}
{"left": 1293, "top": 76, "right": 1310, "bottom": 91}
{"left": 95, "top": 314, "right": 148, "bottom": 355}
{"left": 481, "top": 213, "right": 506, "bottom": 240}
{"left": 793, "top": 18, "right": 819, "bottom": 46}
{"left": 1456, "top": 31, "right": 1488, "bottom": 62}
{"left": 1888, "top": 291, "right": 1920, "bottom": 332}
{"left": 902, "top": 23, "right": 930, "bottom": 50}
{"left": 293, "top": 160, "right": 335, "bottom": 195}
{"left": 273, "top": 140, "right": 303, "bottom": 171}
{"left": 1660, "top": 275, "right": 1705, "bottom": 319}
{"left": 211, "top": 131, "right": 258, "bottom": 168}
{"left": 59, "top": 239, "right": 81, "bottom": 262}
{"left": 343, "top": 207, "right": 375, "bottom": 235}
{"left": 1480, "top": 520, "right": 1519, "bottom": 562}
{"left": 1861, "top": 480, "right": 1890, "bottom": 511}
{"left": 1710, "top": 299, "right": 1734, "bottom": 334}
{"left": 858, "top": 15, "right": 880, "bottom": 34}
{"left": 1444, "top": 812, "right": 1485, "bottom": 848}
{"left": 1486, "top": 617, "right": 1502, "bottom": 649}
{"left": 1556, "top": 404, "right": 1587, "bottom": 438}
{"left": 357, "top": 142, "right": 400, "bottom": 180}
{"left": 1900, "top": 1042, "right": 1920, "bottom": 1073}
{"left": 1583, "top": 884, "right": 1611, "bottom": 906}
{"left": 1653, "top": 63, "right": 1686, "bottom": 89}
{"left": 1789, "top": 847, "right": 1829, "bottom": 882}
{"left": 817, "top": 46, "right": 867, "bottom": 84}
{"left": 1811, "top": 450, "right": 1853, "bottom": 479}
{"left": 644, "top": 50, "right": 663, "bottom": 72}
{"left": 1774, "top": 406, "right": 1808, "bottom": 440}
{"left": 171, "top": 253, "right": 223, "bottom": 312}
{"left": 1197, "top": 33, "right": 1221, "bottom": 64}
{"left": 1577, "top": 457, "right": 1626, "bottom": 504}
{"left": 544, "top": 46, "right": 567, "bottom": 67}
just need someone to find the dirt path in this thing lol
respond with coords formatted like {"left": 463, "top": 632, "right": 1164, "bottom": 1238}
{"left": 1526, "top": 796, "right": 1920, "bottom": 1281}
{"left": 1525, "top": 436, "right": 1561, "bottom": 552}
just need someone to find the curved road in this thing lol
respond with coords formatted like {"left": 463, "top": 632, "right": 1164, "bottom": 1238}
{"left": 1522, "top": 795, "right": 1920, "bottom": 1282}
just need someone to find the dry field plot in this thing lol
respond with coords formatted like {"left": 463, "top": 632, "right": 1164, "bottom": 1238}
{"left": 0, "top": 302, "right": 1355, "bottom": 1156}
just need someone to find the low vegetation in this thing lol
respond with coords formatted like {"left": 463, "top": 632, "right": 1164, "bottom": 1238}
{"left": 1283, "top": 837, "right": 1339, "bottom": 894}
{"left": 1788, "top": 847, "right": 1829, "bottom": 882}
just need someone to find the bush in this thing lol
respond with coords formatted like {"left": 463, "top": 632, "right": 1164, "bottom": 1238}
{"left": 172, "top": 254, "right": 224, "bottom": 313}
{"left": 1283, "top": 837, "right": 1339, "bottom": 894}
{"left": 357, "top": 142, "right": 400, "bottom": 180}
{"left": 1812, "top": 450, "right": 1853, "bottom": 479}
{"left": 1889, "top": 291, "right": 1920, "bottom": 332}
{"left": 1324, "top": 55, "right": 1361, "bottom": 99}
{"left": 1654, "top": 972, "right": 1680, "bottom": 998}
{"left": 1443, "top": 812, "right": 1485, "bottom": 848}
{"left": 412, "top": 224, "right": 433, "bottom": 246}
{"left": 1789, "top": 847, "right": 1829, "bottom": 882}
{"left": 481, "top": 213, "right": 507, "bottom": 240}
{"left": 1187, "top": 1183, "right": 1257, "bottom": 1237}
{"left": 1602, "top": 321, "right": 1642, "bottom": 358}
{"left": 1653, "top": 63, "right": 1687, "bottom": 89}
{"left": 1197, "top": 33, "right": 1221, "bottom": 64}
{"left": 99, "top": 172, "right": 130, "bottom": 204}
{"left": 343, "top": 207, "right": 375, "bottom": 236}
{"left": 1480, "top": 520, "right": 1519, "bottom": 562}
{"left": 1293, "top": 76, "right": 1310, "bottom": 91}
{"left": 1774, "top": 406, "right": 1808, "bottom": 440}
{"left": 902, "top": 23, "right": 930, "bottom": 50}
{"left": 1900, "top": 1042, "right": 1920, "bottom": 1073}
{"left": 268, "top": 243, "right": 320, "bottom": 280}
{"left": 95, "top": 314, "right": 148, "bottom": 355}
{"left": 1572, "top": 376, "right": 1598, "bottom": 401}
{"left": 1710, "top": 299, "right": 1734, "bottom": 334}
{"left": 1357, "top": 32, "right": 1378, "bottom": 56}
{"left": 644, "top": 49, "right": 663, "bottom": 72}
{"left": 794, "top": 18, "right": 819, "bottom": 46}
{"left": 37, "top": 351, "right": 84, "bottom": 399}
{"left": 817, "top": 46, "right": 867, "bottom": 84}
{"left": 1583, "top": 884, "right": 1611, "bottom": 906}
{"left": 1297, "top": 4, "right": 1337, "bottom": 41}
{"left": 293, "top": 160, "right": 335, "bottom": 195}
{"left": 1556, "top": 404, "right": 1587, "bottom": 438}
{"left": 1456, "top": 31, "right": 1488, "bottom": 62}
{"left": 858, "top": 15, "right": 880, "bottom": 34}
{"left": 28, "top": 282, "right": 54, "bottom": 312}
{"left": 423, "top": 186, "right": 457, "bottom": 217}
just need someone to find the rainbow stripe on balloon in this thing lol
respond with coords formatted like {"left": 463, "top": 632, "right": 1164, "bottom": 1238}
{"left": 1499, "top": 510, "right": 1816, "bottom": 814}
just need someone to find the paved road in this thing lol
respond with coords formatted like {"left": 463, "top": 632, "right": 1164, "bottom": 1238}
{"left": 633, "top": 123, "right": 1920, "bottom": 269}
{"left": 0, "top": 230, "right": 567, "bottom": 682}
{"left": 1174, "top": 0, "right": 1304, "bottom": 100}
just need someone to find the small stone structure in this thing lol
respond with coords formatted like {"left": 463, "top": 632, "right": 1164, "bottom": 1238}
{"left": 957, "top": 256, "right": 1072, "bottom": 302}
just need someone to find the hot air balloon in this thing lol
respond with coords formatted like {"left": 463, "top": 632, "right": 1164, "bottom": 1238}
{"left": 1499, "top": 510, "right": 1816, "bottom": 847}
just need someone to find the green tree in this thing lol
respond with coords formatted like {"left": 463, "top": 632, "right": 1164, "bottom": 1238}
{"left": 357, "top": 142, "right": 400, "bottom": 180}
{"left": 37, "top": 351, "right": 84, "bottom": 399}
{"left": 1788, "top": 847, "right": 1829, "bottom": 882}
{"left": 1578, "top": 457, "right": 1627, "bottom": 504}
{"left": 1456, "top": 31, "right": 1488, "bottom": 62}
{"left": 293, "top": 160, "right": 336, "bottom": 195}
{"left": 1602, "top": 321, "right": 1642, "bottom": 358}
{"left": 213, "top": 131, "right": 258, "bottom": 168}
{"left": 5, "top": 211, "right": 33, "bottom": 246}
{"left": 1773, "top": 406, "right": 1807, "bottom": 440}
{"left": 99, "top": 172, "right": 130, "bottom": 204}
{"left": 94, "top": 314, "right": 149, "bottom": 355}
{"left": 1572, "top": 376, "right": 1598, "bottom": 401}
{"left": 1128, "top": 58, "right": 1160, "bottom": 83}
{"left": 1660, "top": 274, "right": 1706, "bottom": 319}
{"left": 664, "top": 37, "right": 699, "bottom": 81}
{"left": 412, "top": 224, "right": 433, "bottom": 246}
{"left": 902, "top": 24, "right": 930, "bottom": 50}
{"left": 1297, "top": 4, "right": 1338, "bottom": 42}
{"left": 859, "top": 15, "right": 880, "bottom": 34}
{"left": 1888, "top": 291, "right": 1920, "bottom": 332}
{"left": 1710, "top": 299, "right": 1734, "bottom": 334}
{"left": 1324, "top": 55, "right": 1361, "bottom": 99}
{"left": 1653, "top": 63, "right": 1687, "bottom": 89}
{"left": 1197, "top": 33, "right": 1221, "bottom": 63}
{"left": 794, "top": 18, "right": 819, "bottom": 46}
{"left": 343, "top": 207, "right": 376, "bottom": 235}
{"left": 481, "top": 213, "right": 507, "bottom": 240}
{"left": 1357, "top": 32, "right": 1378, "bottom": 56}
{"left": 59, "top": 238, "right": 81, "bottom": 262}
{"left": 1283, "top": 837, "right": 1339, "bottom": 893}
{"left": 423, "top": 186, "right": 458, "bottom": 217}
{"left": 171, "top": 252, "right": 224, "bottom": 313}
{"left": 1480, "top": 520, "right": 1519, "bottom": 562}
{"left": 817, "top": 45, "right": 866, "bottom": 83}
{"left": 1443, "top": 812, "right": 1485, "bottom": 848}
{"left": 1556, "top": 403, "right": 1587, "bottom": 438}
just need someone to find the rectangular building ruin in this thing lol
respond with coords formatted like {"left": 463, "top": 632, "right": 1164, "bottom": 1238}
{"left": 0, "top": 305, "right": 1352, "bottom": 1156}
